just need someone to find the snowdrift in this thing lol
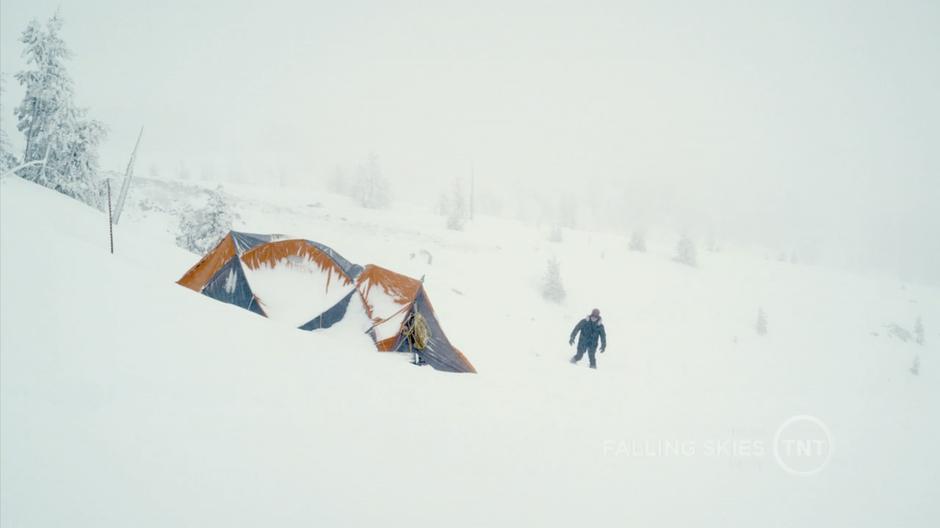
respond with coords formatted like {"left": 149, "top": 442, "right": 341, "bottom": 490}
{"left": 2, "top": 175, "right": 938, "bottom": 527}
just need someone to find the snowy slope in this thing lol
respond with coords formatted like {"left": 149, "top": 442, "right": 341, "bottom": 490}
{"left": 1, "top": 175, "right": 938, "bottom": 527}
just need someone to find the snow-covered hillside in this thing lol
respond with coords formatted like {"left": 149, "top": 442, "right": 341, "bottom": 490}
{"left": 2, "top": 175, "right": 937, "bottom": 526}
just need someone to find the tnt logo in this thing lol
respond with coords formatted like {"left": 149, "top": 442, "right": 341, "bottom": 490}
{"left": 773, "top": 415, "right": 833, "bottom": 476}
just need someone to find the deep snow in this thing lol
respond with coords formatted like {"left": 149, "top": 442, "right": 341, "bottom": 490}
{"left": 1, "top": 175, "right": 937, "bottom": 526}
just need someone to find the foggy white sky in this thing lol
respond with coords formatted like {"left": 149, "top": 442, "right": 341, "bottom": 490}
{"left": 1, "top": 0, "right": 938, "bottom": 282}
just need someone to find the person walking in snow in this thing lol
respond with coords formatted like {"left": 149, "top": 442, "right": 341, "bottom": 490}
{"left": 569, "top": 308, "right": 607, "bottom": 369}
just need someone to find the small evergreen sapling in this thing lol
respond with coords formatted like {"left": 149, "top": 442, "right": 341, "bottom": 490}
{"left": 628, "top": 230, "right": 646, "bottom": 252}
{"left": 541, "top": 256, "right": 566, "bottom": 303}
{"left": 674, "top": 234, "right": 697, "bottom": 267}
{"left": 446, "top": 179, "right": 467, "bottom": 231}
{"left": 756, "top": 307, "right": 768, "bottom": 336}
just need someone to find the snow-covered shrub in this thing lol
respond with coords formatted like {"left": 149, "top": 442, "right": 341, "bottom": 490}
{"left": 915, "top": 317, "right": 925, "bottom": 345}
{"left": 910, "top": 356, "right": 920, "bottom": 376}
{"left": 446, "top": 179, "right": 467, "bottom": 231}
{"left": 674, "top": 234, "right": 697, "bottom": 267}
{"left": 541, "top": 256, "right": 566, "bottom": 303}
{"left": 885, "top": 323, "right": 913, "bottom": 342}
{"left": 548, "top": 225, "right": 563, "bottom": 243}
{"left": 176, "top": 187, "right": 236, "bottom": 254}
{"left": 755, "top": 308, "right": 768, "bottom": 336}
{"left": 628, "top": 230, "right": 646, "bottom": 252}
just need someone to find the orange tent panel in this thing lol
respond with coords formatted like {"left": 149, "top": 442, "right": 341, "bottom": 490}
{"left": 177, "top": 234, "right": 237, "bottom": 291}
{"left": 356, "top": 265, "right": 421, "bottom": 322}
{"left": 241, "top": 239, "right": 354, "bottom": 289}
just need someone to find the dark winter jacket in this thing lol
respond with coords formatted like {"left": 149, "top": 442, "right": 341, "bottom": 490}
{"left": 570, "top": 316, "right": 607, "bottom": 350}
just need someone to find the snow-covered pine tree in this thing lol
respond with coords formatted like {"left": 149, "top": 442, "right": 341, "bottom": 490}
{"left": 628, "top": 230, "right": 646, "bottom": 252}
{"left": 914, "top": 317, "right": 925, "bottom": 345}
{"left": 756, "top": 307, "right": 768, "bottom": 336}
{"left": 548, "top": 225, "right": 563, "bottom": 242}
{"left": 354, "top": 153, "right": 390, "bottom": 209}
{"left": 437, "top": 191, "right": 451, "bottom": 217}
{"left": 447, "top": 178, "right": 467, "bottom": 231}
{"left": 541, "top": 256, "right": 566, "bottom": 303}
{"left": 446, "top": 178, "right": 467, "bottom": 231}
{"left": 910, "top": 355, "right": 920, "bottom": 376}
{"left": 0, "top": 75, "right": 20, "bottom": 172}
{"left": 14, "top": 12, "right": 106, "bottom": 206}
{"left": 328, "top": 165, "right": 348, "bottom": 196}
{"left": 705, "top": 232, "right": 718, "bottom": 252}
{"left": 558, "top": 197, "right": 577, "bottom": 229}
{"left": 176, "top": 187, "right": 236, "bottom": 254}
{"left": 674, "top": 233, "right": 697, "bottom": 266}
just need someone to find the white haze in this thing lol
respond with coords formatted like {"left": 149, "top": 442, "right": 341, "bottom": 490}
{"left": 1, "top": 0, "right": 938, "bottom": 283}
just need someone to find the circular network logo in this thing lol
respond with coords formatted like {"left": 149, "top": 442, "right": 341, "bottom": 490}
{"left": 773, "top": 415, "right": 833, "bottom": 476}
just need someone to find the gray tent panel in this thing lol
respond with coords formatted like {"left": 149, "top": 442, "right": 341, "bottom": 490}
{"left": 298, "top": 290, "right": 355, "bottom": 331}
{"left": 231, "top": 231, "right": 284, "bottom": 256}
{"left": 203, "top": 256, "right": 266, "bottom": 316}
{"left": 305, "top": 240, "right": 363, "bottom": 279}
{"left": 395, "top": 288, "right": 475, "bottom": 373}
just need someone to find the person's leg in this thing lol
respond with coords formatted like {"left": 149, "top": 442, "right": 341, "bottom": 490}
{"left": 588, "top": 346, "right": 597, "bottom": 368}
{"left": 572, "top": 343, "right": 587, "bottom": 363}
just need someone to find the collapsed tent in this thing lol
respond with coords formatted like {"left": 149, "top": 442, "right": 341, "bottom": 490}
{"left": 177, "top": 231, "right": 475, "bottom": 373}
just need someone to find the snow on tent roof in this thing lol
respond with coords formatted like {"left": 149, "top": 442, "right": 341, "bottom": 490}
{"left": 240, "top": 239, "right": 357, "bottom": 327}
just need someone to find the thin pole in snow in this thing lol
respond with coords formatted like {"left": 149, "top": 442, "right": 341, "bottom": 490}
{"left": 107, "top": 179, "right": 114, "bottom": 254}
{"left": 114, "top": 126, "right": 143, "bottom": 225}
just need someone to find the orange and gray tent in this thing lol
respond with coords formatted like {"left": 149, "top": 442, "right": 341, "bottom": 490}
{"left": 177, "top": 231, "right": 475, "bottom": 373}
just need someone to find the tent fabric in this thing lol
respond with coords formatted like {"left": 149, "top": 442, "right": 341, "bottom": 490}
{"left": 356, "top": 265, "right": 422, "bottom": 350}
{"left": 394, "top": 288, "right": 476, "bottom": 373}
{"left": 240, "top": 239, "right": 357, "bottom": 327}
{"left": 241, "top": 239, "right": 354, "bottom": 286}
{"left": 355, "top": 265, "right": 475, "bottom": 373}
{"left": 202, "top": 256, "right": 266, "bottom": 316}
{"left": 306, "top": 240, "right": 363, "bottom": 279}
{"left": 298, "top": 290, "right": 356, "bottom": 331}
{"left": 231, "top": 231, "right": 283, "bottom": 256}
{"left": 177, "top": 234, "right": 237, "bottom": 291}
{"left": 177, "top": 231, "right": 476, "bottom": 373}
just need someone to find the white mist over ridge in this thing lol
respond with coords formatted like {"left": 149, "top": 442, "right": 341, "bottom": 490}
{"left": 2, "top": 0, "right": 937, "bottom": 283}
